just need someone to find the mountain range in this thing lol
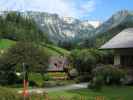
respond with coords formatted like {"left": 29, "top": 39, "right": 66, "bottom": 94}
{"left": 95, "top": 10, "right": 133, "bottom": 47}
{"left": 22, "top": 10, "right": 133, "bottom": 47}
{"left": 21, "top": 11, "right": 98, "bottom": 44}
{"left": 0, "top": 10, "right": 133, "bottom": 48}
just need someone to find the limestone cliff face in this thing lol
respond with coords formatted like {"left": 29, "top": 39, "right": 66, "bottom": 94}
{"left": 22, "top": 11, "right": 95, "bottom": 44}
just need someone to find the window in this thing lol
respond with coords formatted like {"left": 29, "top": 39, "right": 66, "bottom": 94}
{"left": 121, "top": 55, "right": 133, "bottom": 66}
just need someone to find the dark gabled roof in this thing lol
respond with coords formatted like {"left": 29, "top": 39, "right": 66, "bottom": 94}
{"left": 101, "top": 28, "right": 133, "bottom": 49}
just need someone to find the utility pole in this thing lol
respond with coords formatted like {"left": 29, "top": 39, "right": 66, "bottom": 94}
{"left": 22, "top": 62, "right": 29, "bottom": 100}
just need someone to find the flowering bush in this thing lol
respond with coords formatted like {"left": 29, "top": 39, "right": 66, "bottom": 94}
{"left": 89, "top": 65, "right": 127, "bottom": 90}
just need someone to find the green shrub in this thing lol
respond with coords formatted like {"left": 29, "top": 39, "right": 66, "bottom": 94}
{"left": 43, "top": 74, "right": 51, "bottom": 81}
{"left": 88, "top": 49, "right": 104, "bottom": 63}
{"left": 100, "top": 50, "right": 114, "bottom": 64}
{"left": 70, "top": 49, "right": 113, "bottom": 75}
{"left": 93, "top": 65, "right": 126, "bottom": 85}
{"left": 89, "top": 65, "right": 127, "bottom": 91}
{"left": 89, "top": 76, "right": 104, "bottom": 91}
{"left": 0, "top": 87, "right": 22, "bottom": 100}
{"left": 69, "top": 68, "right": 78, "bottom": 79}
{"left": 70, "top": 49, "right": 97, "bottom": 75}
{"left": 0, "top": 70, "right": 19, "bottom": 85}
{"left": 75, "top": 74, "right": 91, "bottom": 83}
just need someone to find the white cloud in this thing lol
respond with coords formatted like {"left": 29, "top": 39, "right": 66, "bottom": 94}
{"left": 0, "top": 0, "right": 96, "bottom": 18}
{"left": 79, "top": 0, "right": 96, "bottom": 14}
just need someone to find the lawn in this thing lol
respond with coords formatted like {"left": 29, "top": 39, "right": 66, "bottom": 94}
{"left": 29, "top": 72, "right": 74, "bottom": 87}
{"left": 0, "top": 84, "right": 133, "bottom": 100}
{"left": 0, "top": 39, "right": 15, "bottom": 49}
{"left": 48, "top": 72, "right": 66, "bottom": 77}
{"left": 29, "top": 73, "right": 44, "bottom": 86}
{"left": 48, "top": 86, "right": 133, "bottom": 100}
{"left": 43, "top": 44, "right": 70, "bottom": 56}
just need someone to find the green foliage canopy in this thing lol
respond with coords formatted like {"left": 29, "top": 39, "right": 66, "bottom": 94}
{"left": 0, "top": 42, "right": 50, "bottom": 84}
{"left": 70, "top": 49, "right": 97, "bottom": 75}
{"left": 0, "top": 11, "right": 48, "bottom": 43}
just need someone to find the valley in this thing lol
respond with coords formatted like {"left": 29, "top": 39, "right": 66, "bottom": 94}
{"left": 0, "top": 9, "right": 133, "bottom": 100}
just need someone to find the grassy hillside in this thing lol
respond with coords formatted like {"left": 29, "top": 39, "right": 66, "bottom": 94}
{"left": 0, "top": 39, "right": 69, "bottom": 56}
{"left": 44, "top": 44, "right": 70, "bottom": 56}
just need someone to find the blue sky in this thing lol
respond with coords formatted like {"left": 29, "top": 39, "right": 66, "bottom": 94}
{"left": 0, "top": 0, "right": 133, "bottom": 21}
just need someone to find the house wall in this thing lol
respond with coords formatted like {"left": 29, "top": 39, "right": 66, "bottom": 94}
{"left": 114, "top": 49, "right": 133, "bottom": 66}
{"left": 114, "top": 55, "right": 121, "bottom": 65}
{"left": 114, "top": 49, "right": 133, "bottom": 56}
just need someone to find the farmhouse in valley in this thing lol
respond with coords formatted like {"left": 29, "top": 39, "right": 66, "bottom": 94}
{"left": 101, "top": 28, "right": 133, "bottom": 66}
{"left": 101, "top": 28, "right": 133, "bottom": 77}
{"left": 48, "top": 56, "right": 68, "bottom": 72}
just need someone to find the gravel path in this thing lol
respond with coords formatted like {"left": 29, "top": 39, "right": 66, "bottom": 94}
{"left": 18, "top": 83, "right": 88, "bottom": 94}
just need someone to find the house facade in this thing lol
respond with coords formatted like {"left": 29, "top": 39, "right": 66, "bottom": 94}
{"left": 48, "top": 56, "right": 68, "bottom": 72}
{"left": 101, "top": 28, "right": 133, "bottom": 78}
{"left": 101, "top": 28, "right": 133, "bottom": 67}
{"left": 113, "top": 49, "right": 133, "bottom": 66}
